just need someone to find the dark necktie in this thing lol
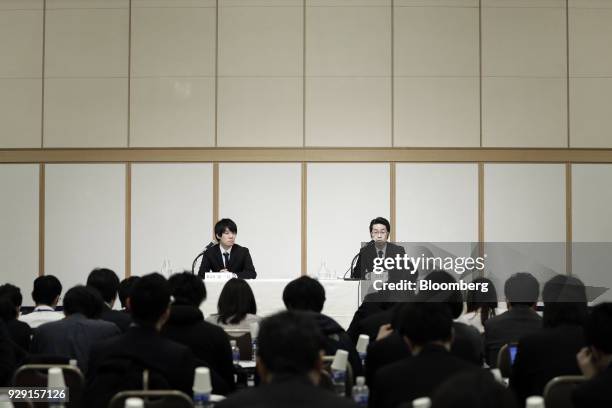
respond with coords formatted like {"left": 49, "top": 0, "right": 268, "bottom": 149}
{"left": 223, "top": 252, "right": 230, "bottom": 269}
{"left": 378, "top": 250, "right": 384, "bottom": 258}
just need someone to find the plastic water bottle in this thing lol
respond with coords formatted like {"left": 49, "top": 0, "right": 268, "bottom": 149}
{"left": 525, "top": 396, "right": 545, "bottom": 408}
{"left": 352, "top": 376, "right": 369, "bottom": 407}
{"left": 193, "top": 367, "right": 213, "bottom": 408}
{"left": 250, "top": 322, "right": 259, "bottom": 362}
{"left": 124, "top": 397, "right": 144, "bottom": 408}
{"left": 231, "top": 340, "right": 240, "bottom": 364}
{"left": 356, "top": 334, "right": 369, "bottom": 369}
{"left": 331, "top": 349, "right": 349, "bottom": 397}
{"left": 48, "top": 367, "right": 66, "bottom": 408}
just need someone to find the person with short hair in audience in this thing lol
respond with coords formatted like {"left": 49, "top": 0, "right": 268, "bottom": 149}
{"left": 118, "top": 275, "right": 140, "bottom": 312}
{"left": 162, "top": 272, "right": 235, "bottom": 389}
{"left": 19, "top": 275, "right": 63, "bottom": 328}
{"left": 370, "top": 302, "right": 479, "bottom": 408}
{"left": 484, "top": 272, "right": 542, "bottom": 367}
{"left": 431, "top": 370, "right": 519, "bottom": 408}
{"left": 572, "top": 303, "right": 612, "bottom": 408}
{"left": 206, "top": 278, "right": 261, "bottom": 334}
{"left": 510, "top": 275, "right": 587, "bottom": 402}
{"left": 456, "top": 277, "right": 498, "bottom": 334}
{"left": 215, "top": 310, "right": 359, "bottom": 408}
{"left": 86, "top": 268, "right": 132, "bottom": 332}
{"left": 0, "top": 283, "right": 32, "bottom": 350}
{"left": 30, "top": 285, "right": 120, "bottom": 372}
{"left": 283, "top": 276, "right": 363, "bottom": 377}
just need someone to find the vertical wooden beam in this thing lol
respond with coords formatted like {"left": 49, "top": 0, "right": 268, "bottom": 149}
{"left": 213, "top": 162, "right": 219, "bottom": 239}
{"left": 478, "top": 163, "right": 485, "bottom": 263}
{"left": 566, "top": 163, "right": 572, "bottom": 275}
{"left": 127, "top": 0, "right": 132, "bottom": 147}
{"left": 125, "top": 163, "right": 132, "bottom": 278}
{"left": 39, "top": 164, "right": 45, "bottom": 276}
{"left": 390, "top": 162, "right": 396, "bottom": 242}
{"left": 301, "top": 162, "right": 307, "bottom": 275}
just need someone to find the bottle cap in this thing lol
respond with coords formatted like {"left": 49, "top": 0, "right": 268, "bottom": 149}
{"left": 47, "top": 367, "right": 65, "bottom": 388}
{"left": 525, "top": 396, "right": 545, "bottom": 408}
{"left": 356, "top": 335, "right": 369, "bottom": 354}
{"left": 124, "top": 397, "right": 144, "bottom": 408}
{"left": 193, "top": 367, "right": 212, "bottom": 394}
{"left": 356, "top": 376, "right": 365, "bottom": 386}
{"left": 250, "top": 322, "right": 259, "bottom": 339}
{"left": 230, "top": 339, "right": 237, "bottom": 347}
{"left": 412, "top": 397, "right": 431, "bottom": 408}
{"left": 331, "top": 349, "right": 349, "bottom": 371}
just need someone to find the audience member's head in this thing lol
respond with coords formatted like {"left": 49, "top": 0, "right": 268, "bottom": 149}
{"left": 421, "top": 270, "right": 463, "bottom": 319}
{"left": 0, "top": 298, "right": 17, "bottom": 322}
{"left": 256, "top": 310, "right": 324, "bottom": 382}
{"left": 466, "top": 277, "right": 498, "bottom": 326}
{"left": 399, "top": 302, "right": 453, "bottom": 352}
{"left": 86, "top": 268, "right": 120, "bottom": 307}
{"left": 63, "top": 285, "right": 104, "bottom": 319}
{"left": 118, "top": 276, "right": 140, "bottom": 310}
{"left": 168, "top": 272, "right": 206, "bottom": 307}
{"left": 542, "top": 275, "right": 587, "bottom": 328}
{"left": 282, "top": 276, "right": 326, "bottom": 314}
{"left": 32, "top": 275, "right": 62, "bottom": 307}
{"left": 504, "top": 272, "right": 539, "bottom": 308}
{"left": 432, "top": 370, "right": 519, "bottom": 408}
{"left": 584, "top": 303, "right": 612, "bottom": 371}
{"left": 217, "top": 278, "right": 256, "bottom": 324}
{"left": 128, "top": 273, "right": 170, "bottom": 329}
{"left": 0, "top": 284, "right": 23, "bottom": 310}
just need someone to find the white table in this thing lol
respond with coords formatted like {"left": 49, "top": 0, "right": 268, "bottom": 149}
{"left": 199, "top": 278, "right": 361, "bottom": 329}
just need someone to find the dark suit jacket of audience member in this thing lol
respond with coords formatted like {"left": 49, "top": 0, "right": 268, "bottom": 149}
{"left": 510, "top": 324, "right": 586, "bottom": 402}
{"left": 371, "top": 343, "right": 478, "bottom": 408}
{"left": 198, "top": 244, "right": 257, "bottom": 279}
{"left": 215, "top": 374, "right": 359, "bottom": 408}
{"left": 161, "top": 304, "right": 235, "bottom": 390}
{"left": 484, "top": 306, "right": 542, "bottom": 367}
{"left": 100, "top": 304, "right": 132, "bottom": 332}
{"left": 0, "top": 322, "right": 17, "bottom": 387}
{"left": 30, "top": 313, "right": 120, "bottom": 373}
{"left": 365, "top": 330, "right": 411, "bottom": 385}
{"left": 353, "top": 242, "right": 406, "bottom": 279}
{"left": 4, "top": 317, "right": 32, "bottom": 351}
{"left": 572, "top": 364, "right": 612, "bottom": 408}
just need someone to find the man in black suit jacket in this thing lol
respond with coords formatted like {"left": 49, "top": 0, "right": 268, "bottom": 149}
{"left": 216, "top": 310, "right": 358, "bottom": 408}
{"left": 86, "top": 268, "right": 132, "bottom": 332}
{"left": 198, "top": 218, "right": 256, "bottom": 279}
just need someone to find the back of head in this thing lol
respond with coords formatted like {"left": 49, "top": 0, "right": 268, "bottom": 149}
{"left": 0, "top": 283, "right": 23, "bottom": 309}
{"left": 421, "top": 270, "right": 464, "bottom": 319}
{"left": 585, "top": 303, "right": 612, "bottom": 354}
{"left": 217, "top": 278, "right": 256, "bottom": 324}
{"left": 258, "top": 310, "right": 323, "bottom": 375}
{"left": 504, "top": 272, "right": 540, "bottom": 307}
{"left": 86, "top": 268, "right": 120, "bottom": 304}
{"left": 399, "top": 302, "right": 453, "bottom": 347}
{"left": 432, "top": 370, "right": 519, "bottom": 408}
{"left": 542, "top": 275, "right": 587, "bottom": 328}
{"left": 129, "top": 273, "right": 170, "bottom": 326}
{"left": 168, "top": 272, "right": 206, "bottom": 307}
{"left": 118, "top": 276, "right": 140, "bottom": 309}
{"left": 282, "top": 276, "right": 326, "bottom": 313}
{"left": 466, "top": 277, "right": 498, "bottom": 325}
{"left": 32, "top": 275, "right": 62, "bottom": 306}
{"left": 63, "top": 285, "right": 105, "bottom": 318}
{"left": 0, "top": 297, "right": 17, "bottom": 321}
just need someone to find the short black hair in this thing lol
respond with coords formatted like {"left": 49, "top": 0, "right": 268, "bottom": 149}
{"left": 399, "top": 302, "right": 453, "bottom": 346}
{"left": 585, "top": 303, "right": 612, "bottom": 354}
{"left": 168, "top": 272, "right": 206, "bottom": 307}
{"left": 542, "top": 275, "right": 587, "bottom": 328}
{"left": 0, "top": 298, "right": 17, "bottom": 321}
{"left": 465, "top": 277, "right": 498, "bottom": 327}
{"left": 32, "top": 275, "right": 62, "bottom": 306}
{"left": 421, "top": 270, "right": 464, "bottom": 319}
{"left": 282, "top": 276, "right": 326, "bottom": 313}
{"left": 0, "top": 284, "right": 23, "bottom": 308}
{"left": 432, "top": 370, "right": 519, "bottom": 408}
{"left": 63, "top": 285, "right": 104, "bottom": 318}
{"left": 217, "top": 278, "right": 256, "bottom": 324}
{"left": 369, "top": 217, "right": 391, "bottom": 234}
{"left": 504, "top": 272, "right": 540, "bottom": 307}
{"left": 118, "top": 276, "right": 140, "bottom": 309}
{"left": 258, "top": 311, "right": 324, "bottom": 375}
{"left": 214, "top": 218, "right": 238, "bottom": 240}
{"left": 129, "top": 273, "right": 170, "bottom": 326}
{"left": 86, "top": 268, "right": 120, "bottom": 304}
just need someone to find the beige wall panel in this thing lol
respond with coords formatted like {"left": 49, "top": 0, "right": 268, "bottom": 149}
{"left": 308, "top": 163, "right": 390, "bottom": 278}
{"left": 131, "top": 164, "right": 213, "bottom": 277}
{"left": 482, "top": 6, "right": 566, "bottom": 77}
{"left": 396, "top": 0, "right": 476, "bottom": 5}
{"left": 218, "top": 5, "right": 302, "bottom": 77}
{"left": 45, "top": 164, "right": 125, "bottom": 293}
{"left": 308, "top": 0, "right": 390, "bottom": 6}
{"left": 482, "top": 77, "right": 566, "bottom": 147}
{"left": 43, "top": 78, "right": 128, "bottom": 148}
{"left": 0, "top": 0, "right": 43, "bottom": 10}
{"left": 218, "top": 77, "right": 302, "bottom": 147}
{"left": 219, "top": 163, "right": 301, "bottom": 279}
{"left": 482, "top": 0, "right": 564, "bottom": 7}
{"left": 222, "top": 0, "right": 301, "bottom": 5}
{"left": 569, "top": 0, "right": 612, "bottom": 7}
{"left": 306, "top": 77, "right": 391, "bottom": 147}
{"left": 394, "top": 77, "right": 479, "bottom": 147}
{"left": 569, "top": 8, "right": 612, "bottom": 76}
{"left": 131, "top": 6, "right": 215, "bottom": 77}
{"left": 394, "top": 6, "right": 478, "bottom": 77}
{"left": 45, "top": 8, "right": 128, "bottom": 78}
{"left": 0, "top": 165, "right": 39, "bottom": 300}
{"left": 132, "top": 0, "right": 216, "bottom": 7}
{"left": 130, "top": 77, "right": 215, "bottom": 147}
{"left": 0, "top": 79, "right": 42, "bottom": 148}
{"left": 570, "top": 78, "right": 612, "bottom": 148}
{"left": 0, "top": 9, "right": 43, "bottom": 78}
{"left": 46, "top": 0, "right": 128, "bottom": 8}
{"left": 306, "top": 5, "right": 391, "bottom": 76}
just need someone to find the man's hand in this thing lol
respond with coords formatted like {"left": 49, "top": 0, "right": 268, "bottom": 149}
{"left": 577, "top": 347, "right": 598, "bottom": 379}
{"left": 376, "top": 323, "right": 393, "bottom": 341}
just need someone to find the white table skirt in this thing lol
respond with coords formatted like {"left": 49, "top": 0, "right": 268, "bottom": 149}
{"left": 199, "top": 278, "right": 361, "bottom": 330}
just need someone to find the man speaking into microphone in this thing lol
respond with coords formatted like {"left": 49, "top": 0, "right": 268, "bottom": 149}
{"left": 197, "top": 218, "right": 257, "bottom": 279}
{"left": 351, "top": 217, "right": 406, "bottom": 279}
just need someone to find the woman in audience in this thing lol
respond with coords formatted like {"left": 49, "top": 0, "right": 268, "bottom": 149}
{"left": 456, "top": 277, "right": 498, "bottom": 333}
{"left": 0, "top": 284, "right": 32, "bottom": 350}
{"left": 206, "top": 278, "right": 261, "bottom": 333}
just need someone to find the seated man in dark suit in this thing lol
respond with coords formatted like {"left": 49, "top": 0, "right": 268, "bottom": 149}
{"left": 352, "top": 217, "right": 407, "bottom": 279}
{"left": 572, "top": 303, "right": 612, "bottom": 408}
{"left": 86, "top": 268, "right": 132, "bottom": 332}
{"left": 371, "top": 302, "right": 478, "bottom": 408}
{"left": 198, "top": 218, "right": 256, "bottom": 279}
{"left": 216, "top": 310, "right": 358, "bottom": 408}
{"left": 30, "top": 285, "right": 120, "bottom": 373}
{"left": 484, "top": 272, "right": 542, "bottom": 367}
